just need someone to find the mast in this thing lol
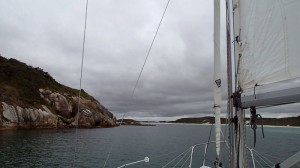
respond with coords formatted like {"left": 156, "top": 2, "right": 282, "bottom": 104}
{"left": 231, "top": 0, "right": 247, "bottom": 167}
{"left": 226, "top": 0, "right": 234, "bottom": 167}
{"left": 213, "top": 0, "right": 222, "bottom": 165}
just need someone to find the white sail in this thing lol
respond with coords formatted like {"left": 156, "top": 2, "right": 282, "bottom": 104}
{"left": 235, "top": 0, "right": 300, "bottom": 90}
{"left": 214, "top": 0, "right": 221, "bottom": 159}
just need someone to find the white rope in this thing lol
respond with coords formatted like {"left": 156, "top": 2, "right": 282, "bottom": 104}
{"left": 117, "top": 157, "right": 149, "bottom": 168}
{"left": 202, "top": 143, "right": 209, "bottom": 166}
{"left": 189, "top": 146, "right": 195, "bottom": 168}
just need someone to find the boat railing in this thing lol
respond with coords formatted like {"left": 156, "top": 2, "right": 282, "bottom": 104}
{"left": 116, "top": 140, "right": 227, "bottom": 168}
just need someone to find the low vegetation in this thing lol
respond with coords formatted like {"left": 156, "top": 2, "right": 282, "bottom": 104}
{"left": 172, "top": 116, "right": 300, "bottom": 126}
{"left": 0, "top": 55, "right": 93, "bottom": 108}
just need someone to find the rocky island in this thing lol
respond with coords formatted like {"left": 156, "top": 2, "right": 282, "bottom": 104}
{"left": 0, "top": 56, "right": 116, "bottom": 129}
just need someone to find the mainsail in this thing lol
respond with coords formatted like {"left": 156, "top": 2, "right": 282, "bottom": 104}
{"left": 231, "top": 0, "right": 300, "bottom": 167}
{"left": 235, "top": 0, "right": 300, "bottom": 90}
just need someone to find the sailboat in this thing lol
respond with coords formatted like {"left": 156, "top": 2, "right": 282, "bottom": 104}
{"left": 1, "top": 0, "right": 299, "bottom": 167}
{"left": 120, "top": 0, "right": 300, "bottom": 167}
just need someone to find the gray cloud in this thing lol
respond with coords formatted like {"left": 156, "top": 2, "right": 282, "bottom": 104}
{"left": 0, "top": 0, "right": 298, "bottom": 120}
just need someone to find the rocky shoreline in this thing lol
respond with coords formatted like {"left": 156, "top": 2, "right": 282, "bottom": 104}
{"left": 0, "top": 89, "right": 117, "bottom": 129}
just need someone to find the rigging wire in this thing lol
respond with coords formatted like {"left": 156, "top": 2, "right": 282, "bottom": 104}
{"left": 109, "top": 0, "right": 172, "bottom": 165}
{"left": 201, "top": 114, "right": 214, "bottom": 166}
{"left": 162, "top": 147, "right": 192, "bottom": 168}
{"left": 253, "top": 157, "right": 264, "bottom": 168}
{"left": 119, "top": 0, "right": 171, "bottom": 124}
{"left": 253, "top": 149, "right": 281, "bottom": 161}
{"left": 220, "top": 106, "right": 229, "bottom": 161}
{"left": 253, "top": 152, "right": 273, "bottom": 167}
{"left": 149, "top": 149, "right": 182, "bottom": 160}
{"left": 172, "top": 149, "right": 190, "bottom": 168}
{"left": 242, "top": 109, "right": 248, "bottom": 167}
{"left": 179, "top": 155, "right": 191, "bottom": 168}
{"left": 73, "top": 0, "right": 89, "bottom": 167}
{"left": 103, "top": 144, "right": 113, "bottom": 168}
{"left": 131, "top": 0, "right": 171, "bottom": 98}
{"left": 253, "top": 150, "right": 275, "bottom": 166}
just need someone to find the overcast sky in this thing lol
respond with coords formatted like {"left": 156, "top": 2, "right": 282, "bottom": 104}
{"left": 0, "top": 0, "right": 299, "bottom": 120}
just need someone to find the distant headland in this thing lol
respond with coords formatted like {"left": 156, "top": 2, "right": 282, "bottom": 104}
{"left": 117, "top": 116, "right": 300, "bottom": 127}
{"left": 156, "top": 116, "right": 300, "bottom": 127}
{"left": 117, "top": 119, "right": 155, "bottom": 126}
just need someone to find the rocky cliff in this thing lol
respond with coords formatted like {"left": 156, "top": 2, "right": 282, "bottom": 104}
{"left": 0, "top": 56, "right": 116, "bottom": 129}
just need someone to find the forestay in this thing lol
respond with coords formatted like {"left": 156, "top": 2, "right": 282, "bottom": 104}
{"left": 236, "top": 0, "right": 300, "bottom": 90}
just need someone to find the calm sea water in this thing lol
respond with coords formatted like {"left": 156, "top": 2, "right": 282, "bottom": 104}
{"left": 0, "top": 124, "right": 299, "bottom": 168}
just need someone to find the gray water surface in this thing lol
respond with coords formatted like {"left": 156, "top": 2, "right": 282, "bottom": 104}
{"left": 0, "top": 124, "right": 299, "bottom": 167}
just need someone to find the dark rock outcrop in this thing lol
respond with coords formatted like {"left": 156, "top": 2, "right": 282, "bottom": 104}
{"left": 0, "top": 55, "right": 116, "bottom": 129}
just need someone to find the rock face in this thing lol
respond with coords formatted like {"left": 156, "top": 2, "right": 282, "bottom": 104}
{"left": 0, "top": 89, "right": 116, "bottom": 129}
{"left": 1, "top": 102, "right": 57, "bottom": 129}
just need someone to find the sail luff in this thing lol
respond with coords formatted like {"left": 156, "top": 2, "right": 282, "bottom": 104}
{"left": 214, "top": 0, "right": 221, "bottom": 160}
